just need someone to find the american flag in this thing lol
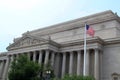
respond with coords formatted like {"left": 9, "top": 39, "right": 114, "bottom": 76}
{"left": 86, "top": 24, "right": 95, "bottom": 37}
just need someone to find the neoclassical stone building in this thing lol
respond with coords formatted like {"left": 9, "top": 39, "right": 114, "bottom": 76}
{"left": 0, "top": 10, "right": 120, "bottom": 80}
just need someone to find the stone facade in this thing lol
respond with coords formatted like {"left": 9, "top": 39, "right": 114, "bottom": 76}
{"left": 0, "top": 10, "right": 120, "bottom": 80}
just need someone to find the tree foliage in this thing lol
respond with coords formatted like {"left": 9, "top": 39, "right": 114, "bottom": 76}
{"left": 8, "top": 54, "right": 41, "bottom": 80}
{"left": 62, "top": 74, "right": 95, "bottom": 80}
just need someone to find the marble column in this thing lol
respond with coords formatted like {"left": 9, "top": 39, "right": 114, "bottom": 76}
{"left": 2, "top": 58, "right": 10, "bottom": 80}
{"left": 8, "top": 55, "right": 13, "bottom": 71}
{"left": 0, "top": 60, "right": 5, "bottom": 80}
{"left": 0, "top": 61, "right": 4, "bottom": 79}
{"left": 77, "top": 50, "right": 81, "bottom": 75}
{"left": 84, "top": 49, "right": 89, "bottom": 76}
{"left": 86, "top": 50, "right": 90, "bottom": 75}
{"left": 69, "top": 51, "right": 73, "bottom": 75}
{"left": 94, "top": 49, "right": 99, "bottom": 80}
{"left": 38, "top": 50, "right": 42, "bottom": 64}
{"left": 51, "top": 51, "right": 55, "bottom": 67}
{"left": 10, "top": 55, "right": 14, "bottom": 64}
{"left": 0, "top": 61, "right": 2, "bottom": 79}
{"left": 62, "top": 52, "right": 66, "bottom": 77}
{"left": 44, "top": 50, "right": 49, "bottom": 65}
{"left": 33, "top": 51, "right": 36, "bottom": 62}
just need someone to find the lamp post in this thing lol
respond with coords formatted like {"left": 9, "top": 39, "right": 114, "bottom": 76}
{"left": 45, "top": 70, "right": 51, "bottom": 80}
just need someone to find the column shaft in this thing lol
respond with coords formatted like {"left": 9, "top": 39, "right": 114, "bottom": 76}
{"left": 0, "top": 61, "right": 4, "bottom": 79}
{"left": 38, "top": 50, "right": 42, "bottom": 64}
{"left": 83, "top": 50, "right": 89, "bottom": 76}
{"left": 44, "top": 50, "right": 49, "bottom": 65}
{"left": 69, "top": 52, "right": 73, "bottom": 75}
{"left": 33, "top": 51, "right": 36, "bottom": 62}
{"left": 1, "top": 60, "right": 5, "bottom": 80}
{"left": 62, "top": 53, "right": 66, "bottom": 77}
{"left": 94, "top": 49, "right": 99, "bottom": 80}
{"left": 0, "top": 61, "right": 2, "bottom": 79}
{"left": 2, "top": 58, "right": 10, "bottom": 80}
{"left": 51, "top": 52, "right": 55, "bottom": 67}
{"left": 8, "top": 55, "right": 13, "bottom": 72}
{"left": 86, "top": 50, "right": 89, "bottom": 75}
{"left": 77, "top": 51, "right": 81, "bottom": 75}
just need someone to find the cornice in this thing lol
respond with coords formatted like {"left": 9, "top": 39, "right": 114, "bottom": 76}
{"left": 0, "top": 52, "right": 7, "bottom": 56}
{"left": 23, "top": 10, "right": 119, "bottom": 36}
{"left": 104, "top": 37, "right": 120, "bottom": 45}
{"left": 59, "top": 37, "right": 104, "bottom": 52}
{"left": 0, "top": 53, "right": 8, "bottom": 60}
{"left": 60, "top": 36, "right": 105, "bottom": 47}
{"left": 48, "top": 40, "right": 60, "bottom": 48}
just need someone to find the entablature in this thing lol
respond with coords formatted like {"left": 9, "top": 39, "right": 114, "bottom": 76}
{"left": 59, "top": 37, "right": 104, "bottom": 52}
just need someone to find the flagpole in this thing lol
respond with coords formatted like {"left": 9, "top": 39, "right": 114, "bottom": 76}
{"left": 83, "top": 24, "right": 87, "bottom": 76}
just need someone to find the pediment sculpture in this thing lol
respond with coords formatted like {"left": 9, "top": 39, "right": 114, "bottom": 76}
{"left": 7, "top": 35, "right": 48, "bottom": 50}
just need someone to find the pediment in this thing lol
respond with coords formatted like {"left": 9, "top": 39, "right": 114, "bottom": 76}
{"left": 7, "top": 35, "right": 48, "bottom": 50}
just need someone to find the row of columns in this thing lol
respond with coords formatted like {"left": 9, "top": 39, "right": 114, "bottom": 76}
{"left": 0, "top": 55, "right": 16, "bottom": 80}
{"left": 0, "top": 59, "right": 10, "bottom": 80}
{"left": 31, "top": 50, "right": 55, "bottom": 66}
{"left": 61, "top": 49, "right": 100, "bottom": 80}
{"left": 0, "top": 48, "right": 101, "bottom": 80}
{"left": 27, "top": 50, "right": 55, "bottom": 67}
{"left": 0, "top": 49, "right": 55, "bottom": 80}
{"left": 0, "top": 60, "right": 5, "bottom": 80}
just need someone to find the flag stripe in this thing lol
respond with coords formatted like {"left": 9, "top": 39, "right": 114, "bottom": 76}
{"left": 86, "top": 24, "right": 95, "bottom": 37}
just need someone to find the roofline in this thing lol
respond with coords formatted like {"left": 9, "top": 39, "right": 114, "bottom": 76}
{"left": 22, "top": 10, "right": 118, "bottom": 36}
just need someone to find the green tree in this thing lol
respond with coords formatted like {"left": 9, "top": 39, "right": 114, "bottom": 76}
{"left": 62, "top": 74, "right": 95, "bottom": 80}
{"left": 8, "top": 54, "right": 41, "bottom": 80}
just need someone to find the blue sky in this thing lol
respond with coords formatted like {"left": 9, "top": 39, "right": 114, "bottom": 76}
{"left": 0, "top": 0, "right": 120, "bottom": 52}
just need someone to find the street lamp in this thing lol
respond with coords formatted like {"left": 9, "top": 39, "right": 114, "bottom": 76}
{"left": 45, "top": 70, "right": 51, "bottom": 80}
